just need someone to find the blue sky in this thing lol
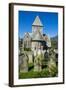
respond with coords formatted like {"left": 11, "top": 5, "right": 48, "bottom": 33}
{"left": 19, "top": 11, "right": 58, "bottom": 38}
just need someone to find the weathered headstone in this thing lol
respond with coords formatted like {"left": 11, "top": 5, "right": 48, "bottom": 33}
{"left": 28, "top": 52, "right": 33, "bottom": 64}
{"left": 34, "top": 56, "right": 41, "bottom": 71}
{"left": 48, "top": 52, "right": 57, "bottom": 77}
{"left": 34, "top": 51, "right": 43, "bottom": 72}
{"left": 19, "top": 53, "right": 29, "bottom": 72}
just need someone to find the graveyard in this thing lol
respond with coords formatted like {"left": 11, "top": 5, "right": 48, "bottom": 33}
{"left": 19, "top": 47, "right": 58, "bottom": 79}
{"left": 19, "top": 16, "right": 58, "bottom": 79}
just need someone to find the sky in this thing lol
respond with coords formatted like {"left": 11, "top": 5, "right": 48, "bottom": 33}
{"left": 19, "top": 11, "right": 58, "bottom": 38}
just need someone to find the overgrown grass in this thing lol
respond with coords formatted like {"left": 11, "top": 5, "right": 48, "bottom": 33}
{"left": 19, "top": 56, "right": 58, "bottom": 79}
{"left": 19, "top": 66, "right": 57, "bottom": 79}
{"left": 19, "top": 67, "right": 58, "bottom": 79}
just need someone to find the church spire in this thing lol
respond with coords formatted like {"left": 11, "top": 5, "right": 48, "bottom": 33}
{"left": 32, "top": 16, "right": 43, "bottom": 26}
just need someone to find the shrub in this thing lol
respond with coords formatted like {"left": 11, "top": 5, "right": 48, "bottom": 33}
{"left": 41, "top": 68, "right": 50, "bottom": 77}
{"left": 24, "top": 48, "right": 31, "bottom": 51}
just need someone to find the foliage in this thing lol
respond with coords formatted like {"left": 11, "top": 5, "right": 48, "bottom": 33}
{"left": 41, "top": 68, "right": 50, "bottom": 77}
{"left": 51, "top": 40, "right": 58, "bottom": 49}
{"left": 51, "top": 35, "right": 58, "bottom": 49}
{"left": 24, "top": 48, "right": 31, "bottom": 51}
{"left": 19, "top": 69, "right": 50, "bottom": 79}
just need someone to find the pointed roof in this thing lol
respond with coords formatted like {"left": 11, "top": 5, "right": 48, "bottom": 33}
{"left": 32, "top": 16, "right": 43, "bottom": 26}
{"left": 24, "top": 32, "right": 31, "bottom": 40}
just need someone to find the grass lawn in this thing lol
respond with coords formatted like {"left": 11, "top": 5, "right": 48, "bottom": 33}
{"left": 19, "top": 58, "right": 58, "bottom": 79}
{"left": 19, "top": 68, "right": 49, "bottom": 79}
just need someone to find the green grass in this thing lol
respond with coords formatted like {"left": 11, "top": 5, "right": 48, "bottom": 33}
{"left": 19, "top": 71, "right": 40, "bottom": 79}
{"left": 19, "top": 57, "right": 58, "bottom": 79}
{"left": 19, "top": 67, "right": 51, "bottom": 79}
{"left": 19, "top": 67, "right": 58, "bottom": 79}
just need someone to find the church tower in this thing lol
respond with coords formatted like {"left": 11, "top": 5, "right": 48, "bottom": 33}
{"left": 31, "top": 16, "right": 44, "bottom": 51}
{"left": 32, "top": 16, "right": 43, "bottom": 34}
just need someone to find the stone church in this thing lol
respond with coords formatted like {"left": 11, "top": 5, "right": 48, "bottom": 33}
{"left": 23, "top": 16, "right": 51, "bottom": 51}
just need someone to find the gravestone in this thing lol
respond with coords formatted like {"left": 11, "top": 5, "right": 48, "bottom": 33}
{"left": 19, "top": 53, "right": 29, "bottom": 72}
{"left": 28, "top": 52, "right": 33, "bottom": 64}
{"left": 34, "top": 53, "right": 42, "bottom": 72}
{"left": 48, "top": 58, "right": 57, "bottom": 76}
{"left": 48, "top": 51, "right": 57, "bottom": 76}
